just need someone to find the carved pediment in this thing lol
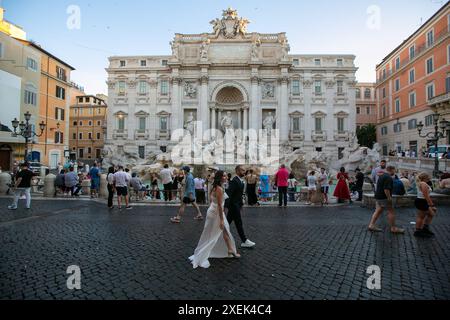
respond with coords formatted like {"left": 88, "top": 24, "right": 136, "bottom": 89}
{"left": 156, "top": 111, "right": 171, "bottom": 117}
{"left": 289, "top": 111, "right": 304, "bottom": 117}
{"left": 312, "top": 111, "right": 327, "bottom": 118}
{"left": 135, "top": 110, "right": 150, "bottom": 116}
{"left": 114, "top": 111, "right": 128, "bottom": 117}
{"left": 334, "top": 111, "right": 349, "bottom": 118}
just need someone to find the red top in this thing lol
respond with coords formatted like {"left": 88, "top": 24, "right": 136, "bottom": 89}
{"left": 275, "top": 168, "right": 290, "bottom": 187}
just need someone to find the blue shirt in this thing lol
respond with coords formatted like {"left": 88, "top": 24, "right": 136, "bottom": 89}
{"left": 90, "top": 167, "right": 100, "bottom": 181}
{"left": 184, "top": 173, "right": 196, "bottom": 199}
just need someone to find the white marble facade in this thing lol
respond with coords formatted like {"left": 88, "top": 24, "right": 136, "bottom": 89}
{"left": 105, "top": 8, "right": 358, "bottom": 161}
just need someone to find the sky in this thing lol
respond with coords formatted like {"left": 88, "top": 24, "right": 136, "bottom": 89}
{"left": 1, "top": 0, "right": 447, "bottom": 95}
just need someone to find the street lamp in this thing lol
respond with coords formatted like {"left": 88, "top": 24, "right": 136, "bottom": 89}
{"left": 11, "top": 112, "right": 46, "bottom": 161}
{"left": 417, "top": 113, "right": 449, "bottom": 178}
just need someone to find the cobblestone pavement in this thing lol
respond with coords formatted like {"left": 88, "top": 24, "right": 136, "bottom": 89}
{"left": 0, "top": 197, "right": 449, "bottom": 300}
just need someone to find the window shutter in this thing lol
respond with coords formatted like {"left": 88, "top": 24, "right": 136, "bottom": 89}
{"left": 61, "top": 109, "right": 65, "bottom": 121}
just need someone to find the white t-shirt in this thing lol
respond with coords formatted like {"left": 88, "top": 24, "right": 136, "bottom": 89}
{"left": 288, "top": 178, "right": 297, "bottom": 189}
{"left": 307, "top": 175, "right": 317, "bottom": 189}
{"left": 319, "top": 173, "right": 329, "bottom": 187}
{"left": 194, "top": 178, "right": 205, "bottom": 190}
{"left": 114, "top": 171, "right": 129, "bottom": 188}
{"left": 160, "top": 168, "right": 173, "bottom": 185}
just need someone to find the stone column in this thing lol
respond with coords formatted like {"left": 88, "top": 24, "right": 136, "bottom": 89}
{"left": 99, "top": 173, "right": 108, "bottom": 198}
{"left": 279, "top": 76, "right": 289, "bottom": 141}
{"left": 326, "top": 80, "right": 336, "bottom": 142}
{"left": 200, "top": 76, "right": 209, "bottom": 130}
{"left": 243, "top": 104, "right": 249, "bottom": 131}
{"left": 43, "top": 174, "right": 56, "bottom": 198}
{"left": 250, "top": 76, "right": 260, "bottom": 131}
{"left": 211, "top": 106, "right": 216, "bottom": 136}
{"left": 303, "top": 79, "right": 313, "bottom": 141}
{"left": 171, "top": 76, "right": 182, "bottom": 131}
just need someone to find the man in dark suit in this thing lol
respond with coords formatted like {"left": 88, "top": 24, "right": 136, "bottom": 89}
{"left": 226, "top": 165, "right": 256, "bottom": 248}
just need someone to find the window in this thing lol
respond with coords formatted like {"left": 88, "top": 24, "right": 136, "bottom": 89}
{"left": 337, "top": 80, "right": 344, "bottom": 95}
{"left": 79, "top": 121, "right": 83, "bottom": 126}
{"left": 24, "top": 90, "right": 37, "bottom": 106}
{"left": 97, "top": 133, "right": 101, "bottom": 140}
{"left": 138, "top": 146, "right": 145, "bottom": 159}
{"left": 118, "top": 117, "right": 125, "bottom": 131}
{"left": 118, "top": 81, "right": 126, "bottom": 94}
{"left": 138, "top": 117, "right": 146, "bottom": 131}
{"left": 395, "top": 57, "right": 400, "bottom": 70}
{"left": 56, "top": 66, "right": 66, "bottom": 81}
{"left": 409, "top": 45, "right": 415, "bottom": 60}
{"left": 120, "top": 60, "right": 126, "bottom": 67}
{"left": 97, "top": 121, "right": 101, "bottom": 126}
{"left": 78, "top": 97, "right": 83, "bottom": 103}
{"left": 292, "top": 80, "right": 300, "bottom": 95}
{"left": 427, "top": 30, "right": 434, "bottom": 47}
{"left": 314, "top": 80, "right": 322, "bottom": 95}
{"left": 364, "top": 88, "right": 371, "bottom": 99}
{"left": 160, "top": 117, "right": 168, "bottom": 131}
{"left": 382, "top": 104, "right": 387, "bottom": 118}
{"left": 292, "top": 118, "right": 300, "bottom": 133}
{"left": 409, "top": 69, "right": 415, "bottom": 84}
{"left": 356, "top": 107, "right": 360, "bottom": 114}
{"left": 79, "top": 149, "right": 84, "bottom": 158}
{"left": 88, "top": 121, "right": 92, "bottom": 126}
{"left": 140, "top": 60, "right": 147, "bottom": 67}
{"left": 356, "top": 88, "right": 361, "bottom": 99}
{"left": 425, "top": 115, "right": 434, "bottom": 127}
{"left": 381, "top": 127, "right": 388, "bottom": 136}
{"left": 394, "top": 123, "right": 402, "bottom": 133}
{"left": 366, "top": 107, "right": 371, "bottom": 115}
{"left": 73, "top": 121, "right": 78, "bottom": 126}
{"left": 162, "top": 60, "right": 168, "bottom": 66}
{"left": 55, "top": 108, "right": 65, "bottom": 121}
{"left": 293, "top": 59, "right": 299, "bottom": 66}
{"left": 96, "top": 149, "right": 101, "bottom": 159}
{"left": 395, "top": 78, "right": 400, "bottom": 92}
{"left": 56, "top": 86, "right": 66, "bottom": 100}
{"left": 315, "top": 117, "right": 322, "bottom": 132}
{"left": 382, "top": 69, "right": 386, "bottom": 79}
{"left": 139, "top": 81, "right": 147, "bottom": 94}
{"left": 88, "top": 133, "right": 92, "bottom": 140}
{"left": 54, "top": 132, "right": 63, "bottom": 144}
{"left": 85, "top": 97, "right": 90, "bottom": 103}
{"left": 73, "top": 133, "right": 76, "bottom": 140}
{"left": 426, "top": 57, "right": 434, "bottom": 74}
{"left": 426, "top": 83, "right": 435, "bottom": 101}
{"left": 446, "top": 74, "right": 450, "bottom": 93}
{"left": 27, "top": 58, "right": 38, "bottom": 71}
{"left": 383, "top": 145, "right": 388, "bottom": 156}
{"left": 382, "top": 88, "right": 386, "bottom": 99}
{"left": 79, "top": 133, "right": 83, "bottom": 140}
{"left": 88, "top": 147, "right": 92, "bottom": 154}
{"left": 337, "top": 118, "right": 345, "bottom": 133}
{"left": 408, "top": 119, "right": 417, "bottom": 130}
{"left": 409, "top": 91, "right": 416, "bottom": 108}
{"left": 337, "top": 59, "right": 343, "bottom": 66}
{"left": 395, "top": 98, "right": 401, "bottom": 113}
{"left": 314, "top": 59, "right": 321, "bottom": 66}
{"left": 161, "top": 80, "right": 169, "bottom": 95}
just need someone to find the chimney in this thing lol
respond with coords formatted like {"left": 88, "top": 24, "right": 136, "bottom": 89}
{"left": 0, "top": 8, "right": 5, "bottom": 22}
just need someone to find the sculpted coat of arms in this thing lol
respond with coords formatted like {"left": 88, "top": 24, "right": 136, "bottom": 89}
{"left": 210, "top": 7, "right": 250, "bottom": 39}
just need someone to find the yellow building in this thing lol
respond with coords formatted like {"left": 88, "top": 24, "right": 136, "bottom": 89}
{"left": 0, "top": 8, "right": 41, "bottom": 170}
{"left": 69, "top": 94, "right": 108, "bottom": 161}
{"left": 0, "top": 7, "right": 26, "bottom": 41}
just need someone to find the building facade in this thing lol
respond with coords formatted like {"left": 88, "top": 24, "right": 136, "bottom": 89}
{"left": 105, "top": 8, "right": 358, "bottom": 163}
{"left": 375, "top": 2, "right": 450, "bottom": 157}
{"left": 0, "top": 8, "right": 41, "bottom": 170}
{"left": 69, "top": 94, "right": 108, "bottom": 161}
{"left": 356, "top": 83, "right": 377, "bottom": 129}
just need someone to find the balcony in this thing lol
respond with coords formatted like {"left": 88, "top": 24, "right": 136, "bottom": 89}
{"left": 135, "top": 130, "right": 149, "bottom": 140}
{"left": 157, "top": 130, "right": 171, "bottom": 140}
{"left": 334, "top": 131, "right": 350, "bottom": 141}
{"left": 289, "top": 130, "right": 305, "bottom": 141}
{"left": 113, "top": 129, "right": 128, "bottom": 139}
{"left": 312, "top": 130, "right": 327, "bottom": 142}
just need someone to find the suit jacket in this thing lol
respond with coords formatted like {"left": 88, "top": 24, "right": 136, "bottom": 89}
{"left": 226, "top": 176, "right": 244, "bottom": 211}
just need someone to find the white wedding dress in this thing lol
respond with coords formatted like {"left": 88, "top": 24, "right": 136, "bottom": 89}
{"left": 189, "top": 190, "right": 237, "bottom": 269}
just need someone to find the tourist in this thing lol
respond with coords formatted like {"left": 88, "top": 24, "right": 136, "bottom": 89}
{"left": 414, "top": 172, "right": 437, "bottom": 238}
{"left": 113, "top": 165, "right": 132, "bottom": 210}
{"left": 170, "top": 166, "right": 203, "bottom": 223}
{"left": 245, "top": 169, "right": 259, "bottom": 206}
{"left": 160, "top": 164, "right": 173, "bottom": 202}
{"left": 131, "top": 173, "right": 146, "bottom": 201}
{"left": 435, "top": 173, "right": 450, "bottom": 195}
{"left": 64, "top": 166, "right": 79, "bottom": 197}
{"left": 226, "top": 165, "right": 256, "bottom": 248}
{"left": 194, "top": 176, "right": 206, "bottom": 204}
{"left": 54, "top": 169, "right": 66, "bottom": 197}
{"left": 306, "top": 171, "right": 318, "bottom": 205}
{"left": 106, "top": 166, "right": 115, "bottom": 209}
{"left": 8, "top": 162, "right": 35, "bottom": 210}
{"left": 175, "top": 171, "right": 185, "bottom": 201}
{"left": 334, "top": 167, "right": 352, "bottom": 204}
{"left": 189, "top": 170, "right": 241, "bottom": 269}
{"left": 318, "top": 168, "right": 330, "bottom": 205}
{"left": 371, "top": 160, "right": 387, "bottom": 186}
{"left": 355, "top": 168, "right": 365, "bottom": 202}
{"left": 275, "top": 165, "right": 290, "bottom": 208}
{"left": 287, "top": 173, "right": 298, "bottom": 202}
{"left": 89, "top": 162, "right": 101, "bottom": 198}
{"left": 367, "top": 165, "right": 405, "bottom": 234}
{"left": 150, "top": 173, "right": 159, "bottom": 199}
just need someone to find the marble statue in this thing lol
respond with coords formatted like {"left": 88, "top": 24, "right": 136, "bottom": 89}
{"left": 263, "top": 112, "right": 276, "bottom": 134}
{"left": 237, "top": 17, "right": 250, "bottom": 35}
{"left": 221, "top": 111, "right": 234, "bottom": 133}
{"left": 263, "top": 83, "right": 275, "bottom": 99}
{"left": 200, "top": 40, "right": 210, "bottom": 60}
{"left": 210, "top": 18, "right": 223, "bottom": 37}
{"left": 184, "top": 112, "right": 196, "bottom": 135}
{"left": 184, "top": 82, "right": 197, "bottom": 98}
{"left": 280, "top": 38, "right": 290, "bottom": 61}
{"left": 170, "top": 41, "right": 179, "bottom": 59}
{"left": 251, "top": 39, "right": 261, "bottom": 60}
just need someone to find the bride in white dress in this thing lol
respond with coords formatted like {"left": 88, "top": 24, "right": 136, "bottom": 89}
{"left": 189, "top": 170, "right": 241, "bottom": 269}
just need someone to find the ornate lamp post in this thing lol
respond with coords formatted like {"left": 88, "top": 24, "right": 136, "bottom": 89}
{"left": 417, "top": 113, "right": 449, "bottom": 178}
{"left": 11, "top": 112, "right": 46, "bottom": 161}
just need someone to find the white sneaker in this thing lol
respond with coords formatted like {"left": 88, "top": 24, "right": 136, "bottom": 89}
{"left": 8, "top": 205, "right": 17, "bottom": 210}
{"left": 241, "top": 239, "right": 256, "bottom": 248}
